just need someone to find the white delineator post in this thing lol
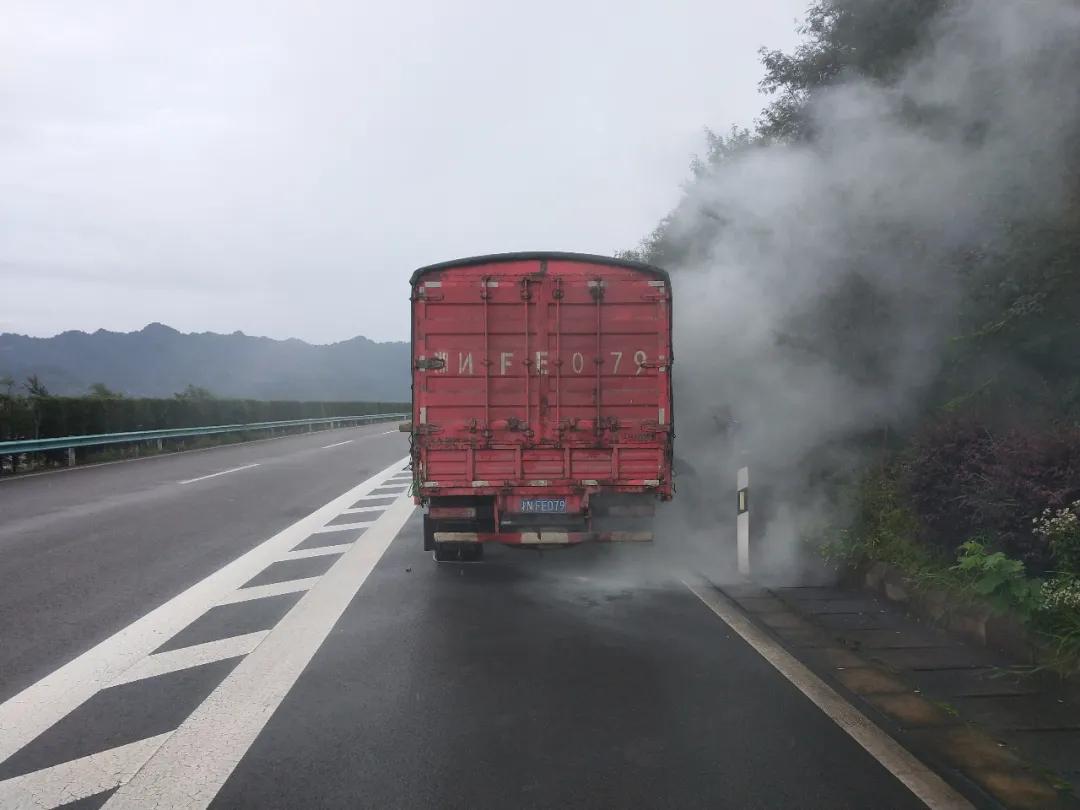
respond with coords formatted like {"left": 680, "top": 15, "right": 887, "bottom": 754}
{"left": 737, "top": 466, "right": 750, "bottom": 576}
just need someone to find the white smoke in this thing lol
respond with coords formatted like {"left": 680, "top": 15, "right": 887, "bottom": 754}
{"left": 660, "top": 0, "right": 1080, "bottom": 579}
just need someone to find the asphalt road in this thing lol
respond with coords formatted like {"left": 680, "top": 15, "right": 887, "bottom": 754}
{"left": 0, "top": 431, "right": 941, "bottom": 809}
{"left": 0, "top": 423, "right": 405, "bottom": 705}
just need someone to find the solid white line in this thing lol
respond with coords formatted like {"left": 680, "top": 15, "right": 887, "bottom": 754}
{"left": 0, "top": 733, "right": 171, "bottom": 809}
{"left": 216, "top": 577, "right": 322, "bottom": 606}
{"left": 280, "top": 543, "right": 353, "bottom": 560}
{"left": 0, "top": 456, "right": 409, "bottom": 766}
{"left": 178, "top": 463, "right": 260, "bottom": 485}
{"left": 109, "top": 632, "right": 268, "bottom": 688}
{"left": 311, "top": 521, "right": 374, "bottom": 534}
{"left": 321, "top": 440, "right": 354, "bottom": 449}
{"left": 684, "top": 581, "right": 973, "bottom": 810}
{"left": 106, "top": 497, "right": 417, "bottom": 809}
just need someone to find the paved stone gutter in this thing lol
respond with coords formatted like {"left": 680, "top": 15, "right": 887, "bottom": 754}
{"left": 714, "top": 578, "right": 1080, "bottom": 810}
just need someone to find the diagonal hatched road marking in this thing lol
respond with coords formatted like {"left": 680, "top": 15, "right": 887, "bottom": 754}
{"left": 0, "top": 456, "right": 409, "bottom": 786}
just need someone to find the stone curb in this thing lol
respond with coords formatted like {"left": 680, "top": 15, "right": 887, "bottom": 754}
{"left": 847, "top": 561, "right": 1080, "bottom": 692}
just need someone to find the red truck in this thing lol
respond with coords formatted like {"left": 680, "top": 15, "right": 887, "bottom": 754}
{"left": 409, "top": 252, "right": 673, "bottom": 561}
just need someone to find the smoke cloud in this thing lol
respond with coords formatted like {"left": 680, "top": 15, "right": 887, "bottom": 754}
{"left": 659, "top": 0, "right": 1080, "bottom": 579}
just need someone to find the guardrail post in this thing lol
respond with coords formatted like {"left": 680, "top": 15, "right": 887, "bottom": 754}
{"left": 737, "top": 466, "right": 750, "bottom": 576}
{"left": 157, "top": 439, "right": 164, "bottom": 451}
{"left": 67, "top": 448, "right": 76, "bottom": 467}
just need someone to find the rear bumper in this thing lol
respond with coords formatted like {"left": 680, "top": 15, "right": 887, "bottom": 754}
{"left": 433, "top": 530, "right": 653, "bottom": 545}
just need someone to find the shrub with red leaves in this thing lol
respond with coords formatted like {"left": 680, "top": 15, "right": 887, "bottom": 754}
{"left": 906, "top": 417, "right": 1080, "bottom": 572}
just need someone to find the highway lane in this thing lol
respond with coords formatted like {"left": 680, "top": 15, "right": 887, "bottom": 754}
{"left": 0, "top": 423, "right": 405, "bottom": 704}
{"left": 212, "top": 537, "right": 930, "bottom": 810}
{"left": 0, "top": 441, "right": 958, "bottom": 809}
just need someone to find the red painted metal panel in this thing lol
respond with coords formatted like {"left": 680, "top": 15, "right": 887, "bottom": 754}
{"left": 411, "top": 253, "right": 673, "bottom": 510}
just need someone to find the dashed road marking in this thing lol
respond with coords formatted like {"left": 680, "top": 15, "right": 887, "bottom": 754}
{"left": 281, "top": 543, "right": 353, "bottom": 560}
{"left": 685, "top": 580, "right": 973, "bottom": 810}
{"left": 311, "top": 521, "right": 373, "bottom": 534}
{"left": 110, "top": 632, "right": 268, "bottom": 687}
{"left": 0, "top": 456, "right": 408, "bottom": 768}
{"left": 216, "top": 577, "right": 322, "bottom": 605}
{"left": 178, "top": 463, "right": 260, "bottom": 486}
{"left": 321, "top": 440, "right": 354, "bottom": 449}
{"left": 339, "top": 505, "right": 387, "bottom": 516}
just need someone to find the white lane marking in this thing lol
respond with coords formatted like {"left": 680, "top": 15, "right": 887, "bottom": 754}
{"left": 684, "top": 581, "right": 973, "bottom": 810}
{"left": 106, "top": 495, "right": 416, "bottom": 809}
{"left": 321, "top": 440, "right": 354, "bottom": 449}
{"left": 310, "top": 521, "right": 373, "bottom": 534}
{"left": 0, "top": 733, "right": 171, "bottom": 809}
{"left": 339, "top": 505, "right": 386, "bottom": 516}
{"left": 379, "top": 430, "right": 397, "bottom": 435}
{"left": 109, "top": 632, "right": 268, "bottom": 688}
{"left": 351, "top": 493, "right": 400, "bottom": 502}
{"left": 0, "top": 456, "right": 409, "bottom": 766}
{"left": 178, "top": 463, "right": 260, "bottom": 486}
{"left": 280, "top": 543, "right": 353, "bottom": 560}
{"left": 216, "top": 577, "right": 322, "bottom": 606}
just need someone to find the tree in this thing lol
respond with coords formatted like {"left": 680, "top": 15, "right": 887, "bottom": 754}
{"left": 174, "top": 384, "right": 215, "bottom": 401}
{"left": 756, "top": 0, "right": 946, "bottom": 139}
{"left": 23, "top": 374, "right": 50, "bottom": 398}
{"left": 87, "top": 382, "right": 124, "bottom": 399}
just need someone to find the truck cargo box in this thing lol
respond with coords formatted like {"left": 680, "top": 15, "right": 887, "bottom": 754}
{"left": 410, "top": 252, "right": 673, "bottom": 560}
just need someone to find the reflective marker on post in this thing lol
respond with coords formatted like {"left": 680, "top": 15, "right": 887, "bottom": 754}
{"left": 737, "top": 466, "right": 750, "bottom": 576}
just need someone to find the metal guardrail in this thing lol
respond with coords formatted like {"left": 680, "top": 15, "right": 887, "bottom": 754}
{"left": 0, "top": 413, "right": 408, "bottom": 456}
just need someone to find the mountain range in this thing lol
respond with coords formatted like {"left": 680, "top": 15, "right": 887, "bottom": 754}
{"left": 0, "top": 324, "right": 410, "bottom": 401}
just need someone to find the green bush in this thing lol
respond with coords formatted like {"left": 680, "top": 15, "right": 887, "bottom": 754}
{"left": 819, "top": 466, "right": 946, "bottom": 579}
{"left": 0, "top": 396, "right": 409, "bottom": 440}
{"left": 952, "top": 540, "right": 1043, "bottom": 620}
{"left": 1033, "top": 501, "right": 1080, "bottom": 575}
{"left": 1036, "top": 576, "right": 1080, "bottom": 672}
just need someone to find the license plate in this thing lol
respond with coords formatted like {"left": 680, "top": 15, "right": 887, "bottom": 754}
{"left": 520, "top": 497, "right": 567, "bottom": 513}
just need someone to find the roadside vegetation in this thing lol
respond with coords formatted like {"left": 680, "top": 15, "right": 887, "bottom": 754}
{"left": 820, "top": 464, "right": 1080, "bottom": 673}
{"left": 0, "top": 375, "right": 407, "bottom": 473}
{"left": 625, "top": 1, "right": 1080, "bottom": 672}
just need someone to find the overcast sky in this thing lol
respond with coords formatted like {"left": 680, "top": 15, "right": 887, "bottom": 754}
{"left": 2, "top": 1, "right": 807, "bottom": 344}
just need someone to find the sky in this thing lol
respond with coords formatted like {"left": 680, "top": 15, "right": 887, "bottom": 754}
{"left": 1, "top": 0, "right": 807, "bottom": 344}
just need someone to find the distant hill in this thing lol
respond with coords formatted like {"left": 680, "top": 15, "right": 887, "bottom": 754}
{"left": 0, "top": 324, "right": 410, "bottom": 401}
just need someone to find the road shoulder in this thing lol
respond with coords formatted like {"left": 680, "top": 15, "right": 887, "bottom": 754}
{"left": 710, "top": 579, "right": 1080, "bottom": 809}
